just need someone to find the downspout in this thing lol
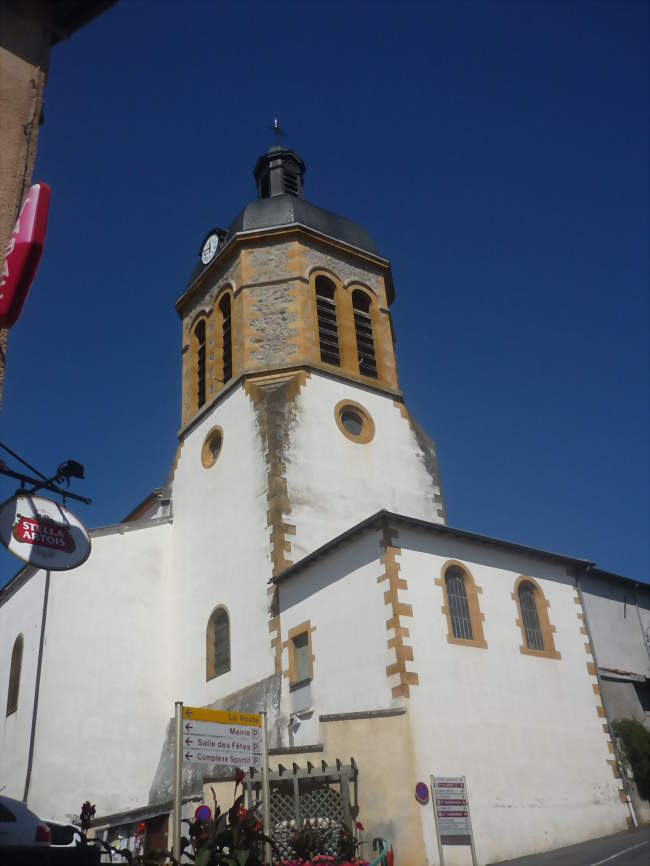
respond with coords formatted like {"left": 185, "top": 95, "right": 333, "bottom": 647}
{"left": 633, "top": 583, "right": 650, "bottom": 664}
{"left": 23, "top": 569, "right": 50, "bottom": 803}
{"left": 576, "top": 568, "right": 638, "bottom": 827}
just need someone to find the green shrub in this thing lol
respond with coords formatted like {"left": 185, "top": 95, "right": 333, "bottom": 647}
{"left": 613, "top": 718, "right": 650, "bottom": 800}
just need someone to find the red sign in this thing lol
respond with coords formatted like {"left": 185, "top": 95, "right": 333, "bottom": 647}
{"left": 12, "top": 513, "right": 76, "bottom": 553}
{"left": 0, "top": 182, "right": 50, "bottom": 327}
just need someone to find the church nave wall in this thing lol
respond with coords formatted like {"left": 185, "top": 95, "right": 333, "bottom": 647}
{"left": 0, "top": 567, "right": 46, "bottom": 801}
{"left": 24, "top": 522, "right": 172, "bottom": 823}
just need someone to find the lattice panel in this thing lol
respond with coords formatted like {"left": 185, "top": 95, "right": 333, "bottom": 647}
{"left": 270, "top": 789, "right": 298, "bottom": 859}
{"left": 269, "top": 784, "right": 345, "bottom": 859}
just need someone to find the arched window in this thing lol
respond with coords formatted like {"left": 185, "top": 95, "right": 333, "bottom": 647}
{"left": 512, "top": 577, "right": 561, "bottom": 659}
{"left": 437, "top": 562, "right": 487, "bottom": 649}
{"left": 518, "top": 581, "right": 544, "bottom": 651}
{"left": 445, "top": 567, "right": 473, "bottom": 640}
{"left": 219, "top": 294, "right": 232, "bottom": 383}
{"left": 195, "top": 320, "right": 206, "bottom": 408}
{"left": 6, "top": 634, "right": 23, "bottom": 716}
{"left": 352, "top": 290, "right": 377, "bottom": 378}
{"left": 315, "top": 276, "right": 340, "bottom": 366}
{"left": 206, "top": 607, "right": 230, "bottom": 680}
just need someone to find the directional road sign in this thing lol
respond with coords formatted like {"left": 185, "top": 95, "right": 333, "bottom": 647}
{"left": 181, "top": 706, "right": 263, "bottom": 769}
{"left": 432, "top": 777, "right": 471, "bottom": 836}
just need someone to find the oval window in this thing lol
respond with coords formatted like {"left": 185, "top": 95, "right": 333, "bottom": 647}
{"left": 201, "top": 427, "right": 224, "bottom": 468}
{"left": 334, "top": 401, "right": 375, "bottom": 444}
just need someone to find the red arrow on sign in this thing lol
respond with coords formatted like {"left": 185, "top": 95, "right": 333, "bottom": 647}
{"left": 185, "top": 751, "right": 191, "bottom": 761}
{"left": 185, "top": 737, "right": 193, "bottom": 746}
{"left": 185, "top": 722, "right": 193, "bottom": 732}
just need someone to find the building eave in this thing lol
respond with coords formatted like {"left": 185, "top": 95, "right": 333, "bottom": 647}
{"left": 270, "top": 509, "right": 598, "bottom": 585}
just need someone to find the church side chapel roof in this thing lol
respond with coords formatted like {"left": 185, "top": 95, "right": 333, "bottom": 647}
{"left": 270, "top": 508, "right": 598, "bottom": 585}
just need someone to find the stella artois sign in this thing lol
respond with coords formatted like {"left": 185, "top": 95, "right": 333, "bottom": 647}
{"left": 0, "top": 494, "right": 91, "bottom": 570}
{"left": 0, "top": 182, "right": 50, "bottom": 328}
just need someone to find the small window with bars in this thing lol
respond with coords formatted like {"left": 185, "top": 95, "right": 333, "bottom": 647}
{"left": 315, "top": 276, "right": 340, "bottom": 367}
{"left": 289, "top": 623, "right": 313, "bottom": 686}
{"left": 518, "top": 582, "right": 545, "bottom": 651}
{"left": 352, "top": 290, "right": 377, "bottom": 378}
{"left": 206, "top": 607, "right": 230, "bottom": 680}
{"left": 195, "top": 320, "right": 206, "bottom": 409}
{"left": 445, "top": 568, "right": 473, "bottom": 641}
{"left": 219, "top": 294, "right": 232, "bottom": 383}
{"left": 6, "top": 634, "right": 23, "bottom": 716}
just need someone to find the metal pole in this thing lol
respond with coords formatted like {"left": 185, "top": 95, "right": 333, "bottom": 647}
{"left": 462, "top": 776, "right": 478, "bottom": 866}
{"left": 429, "top": 776, "right": 444, "bottom": 866}
{"left": 261, "top": 710, "right": 272, "bottom": 865}
{"left": 173, "top": 702, "right": 183, "bottom": 862}
{"left": 576, "top": 574, "right": 639, "bottom": 828}
{"left": 23, "top": 569, "right": 50, "bottom": 804}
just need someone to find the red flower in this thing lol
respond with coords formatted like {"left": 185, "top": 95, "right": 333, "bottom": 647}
{"left": 237, "top": 806, "right": 248, "bottom": 822}
{"left": 355, "top": 821, "right": 364, "bottom": 831}
{"left": 253, "top": 820, "right": 263, "bottom": 833}
{"left": 235, "top": 768, "right": 245, "bottom": 784}
{"left": 136, "top": 823, "right": 146, "bottom": 835}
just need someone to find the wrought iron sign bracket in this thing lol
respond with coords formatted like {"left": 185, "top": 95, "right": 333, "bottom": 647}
{"left": 0, "top": 442, "right": 91, "bottom": 505}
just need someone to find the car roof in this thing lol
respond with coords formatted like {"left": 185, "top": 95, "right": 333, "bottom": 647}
{"left": 0, "top": 795, "right": 42, "bottom": 821}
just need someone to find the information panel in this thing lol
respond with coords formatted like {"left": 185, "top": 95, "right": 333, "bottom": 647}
{"left": 182, "top": 706, "right": 262, "bottom": 769}
{"left": 432, "top": 776, "right": 470, "bottom": 836}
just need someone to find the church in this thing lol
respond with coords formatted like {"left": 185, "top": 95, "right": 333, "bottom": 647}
{"left": 0, "top": 146, "right": 644, "bottom": 865}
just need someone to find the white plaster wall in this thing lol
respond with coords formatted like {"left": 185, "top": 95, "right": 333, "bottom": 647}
{"left": 581, "top": 575, "right": 650, "bottom": 677}
{"left": 0, "top": 568, "right": 45, "bottom": 799}
{"left": 287, "top": 373, "right": 442, "bottom": 561}
{"left": 169, "top": 386, "right": 275, "bottom": 709}
{"left": 278, "top": 528, "right": 394, "bottom": 744}
{"left": 25, "top": 522, "right": 172, "bottom": 822}
{"left": 396, "top": 527, "right": 628, "bottom": 865}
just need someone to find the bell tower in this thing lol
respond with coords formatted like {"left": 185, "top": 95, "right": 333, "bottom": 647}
{"left": 169, "top": 147, "right": 445, "bottom": 699}
{"left": 176, "top": 145, "right": 402, "bottom": 428}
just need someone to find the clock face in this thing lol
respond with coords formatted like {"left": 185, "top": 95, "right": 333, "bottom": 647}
{"left": 201, "top": 234, "right": 219, "bottom": 265}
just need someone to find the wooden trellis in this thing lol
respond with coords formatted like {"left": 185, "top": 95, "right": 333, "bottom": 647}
{"left": 247, "top": 759, "right": 359, "bottom": 858}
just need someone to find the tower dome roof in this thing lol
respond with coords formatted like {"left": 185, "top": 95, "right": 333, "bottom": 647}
{"left": 225, "top": 194, "right": 377, "bottom": 254}
{"left": 185, "top": 147, "right": 379, "bottom": 292}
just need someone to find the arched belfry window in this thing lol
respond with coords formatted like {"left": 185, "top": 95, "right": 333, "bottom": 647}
{"left": 315, "top": 276, "right": 340, "bottom": 366}
{"left": 512, "top": 576, "right": 561, "bottom": 659}
{"left": 219, "top": 294, "right": 232, "bottom": 384}
{"left": 206, "top": 607, "right": 230, "bottom": 680}
{"left": 6, "top": 634, "right": 23, "bottom": 716}
{"left": 352, "top": 290, "right": 377, "bottom": 378}
{"left": 195, "top": 319, "right": 207, "bottom": 409}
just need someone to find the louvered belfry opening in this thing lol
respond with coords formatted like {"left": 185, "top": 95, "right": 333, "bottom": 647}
{"left": 445, "top": 568, "right": 473, "bottom": 640}
{"left": 352, "top": 290, "right": 377, "bottom": 378}
{"left": 519, "top": 583, "right": 544, "bottom": 651}
{"left": 195, "top": 320, "right": 206, "bottom": 408}
{"left": 254, "top": 147, "right": 306, "bottom": 200}
{"left": 220, "top": 294, "right": 232, "bottom": 383}
{"left": 315, "top": 276, "right": 340, "bottom": 366}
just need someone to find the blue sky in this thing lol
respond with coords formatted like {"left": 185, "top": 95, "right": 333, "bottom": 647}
{"left": 1, "top": 1, "right": 647, "bottom": 586}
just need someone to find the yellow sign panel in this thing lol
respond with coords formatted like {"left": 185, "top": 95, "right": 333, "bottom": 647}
{"left": 182, "top": 706, "right": 261, "bottom": 727}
